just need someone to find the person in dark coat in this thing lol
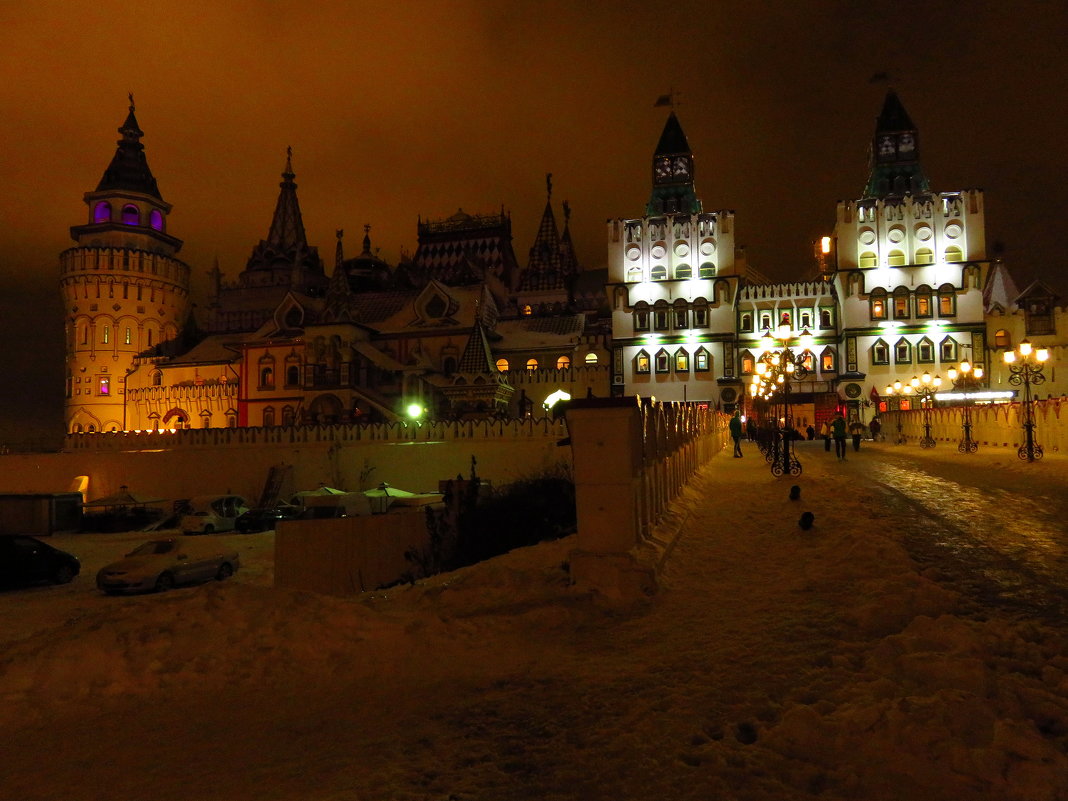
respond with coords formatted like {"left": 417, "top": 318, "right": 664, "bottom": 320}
{"left": 729, "top": 410, "right": 744, "bottom": 457}
{"left": 831, "top": 413, "right": 848, "bottom": 460}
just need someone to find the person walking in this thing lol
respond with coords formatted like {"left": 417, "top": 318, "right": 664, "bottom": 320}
{"left": 821, "top": 419, "right": 832, "bottom": 452}
{"left": 869, "top": 417, "right": 882, "bottom": 442}
{"left": 849, "top": 420, "right": 865, "bottom": 452}
{"left": 746, "top": 415, "right": 757, "bottom": 442}
{"left": 729, "top": 410, "right": 744, "bottom": 457}
{"left": 831, "top": 412, "right": 848, "bottom": 460}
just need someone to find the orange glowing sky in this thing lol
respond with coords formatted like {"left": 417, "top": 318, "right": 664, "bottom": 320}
{"left": 1, "top": 1, "right": 1066, "bottom": 440}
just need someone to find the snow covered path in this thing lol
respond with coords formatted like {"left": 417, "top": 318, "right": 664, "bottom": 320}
{"left": 3, "top": 441, "right": 1068, "bottom": 800}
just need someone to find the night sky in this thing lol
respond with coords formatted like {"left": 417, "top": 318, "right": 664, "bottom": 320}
{"left": 1, "top": 2, "right": 1065, "bottom": 442}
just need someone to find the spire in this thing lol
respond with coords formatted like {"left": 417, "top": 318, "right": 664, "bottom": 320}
{"left": 456, "top": 312, "right": 499, "bottom": 375}
{"left": 335, "top": 228, "right": 344, "bottom": 270}
{"left": 559, "top": 200, "right": 579, "bottom": 277}
{"left": 96, "top": 94, "right": 162, "bottom": 200}
{"left": 266, "top": 146, "right": 309, "bottom": 249}
{"left": 647, "top": 111, "right": 701, "bottom": 215}
{"left": 518, "top": 174, "right": 565, "bottom": 291}
{"left": 863, "top": 90, "right": 930, "bottom": 198}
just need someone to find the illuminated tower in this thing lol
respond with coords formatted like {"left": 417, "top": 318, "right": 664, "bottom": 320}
{"left": 831, "top": 89, "right": 990, "bottom": 400}
{"left": 607, "top": 110, "right": 748, "bottom": 404}
{"left": 59, "top": 98, "right": 191, "bottom": 433}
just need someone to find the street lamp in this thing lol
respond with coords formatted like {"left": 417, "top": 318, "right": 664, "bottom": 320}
{"left": 751, "top": 324, "right": 813, "bottom": 477}
{"left": 884, "top": 372, "right": 942, "bottom": 448}
{"left": 1004, "top": 340, "right": 1050, "bottom": 462}
{"left": 946, "top": 360, "right": 984, "bottom": 453}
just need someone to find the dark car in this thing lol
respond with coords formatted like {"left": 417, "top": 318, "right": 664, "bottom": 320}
{"left": 235, "top": 504, "right": 301, "bottom": 534}
{"left": 0, "top": 535, "right": 81, "bottom": 588}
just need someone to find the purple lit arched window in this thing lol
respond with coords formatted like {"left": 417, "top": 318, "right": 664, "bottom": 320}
{"left": 93, "top": 202, "right": 111, "bottom": 223}
{"left": 149, "top": 209, "right": 164, "bottom": 231}
{"left": 122, "top": 205, "right": 140, "bottom": 225}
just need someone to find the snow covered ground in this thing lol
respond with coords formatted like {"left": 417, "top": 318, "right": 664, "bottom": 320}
{"left": 2, "top": 440, "right": 1068, "bottom": 800}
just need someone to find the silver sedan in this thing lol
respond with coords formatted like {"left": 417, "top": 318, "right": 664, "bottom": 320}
{"left": 96, "top": 538, "right": 240, "bottom": 594}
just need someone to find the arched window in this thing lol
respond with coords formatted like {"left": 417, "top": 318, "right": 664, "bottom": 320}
{"left": 675, "top": 349, "right": 689, "bottom": 372}
{"left": 915, "top": 286, "right": 933, "bottom": 318}
{"left": 151, "top": 370, "right": 162, "bottom": 387}
{"left": 693, "top": 300, "right": 709, "bottom": 328}
{"left": 260, "top": 366, "right": 274, "bottom": 389}
{"left": 93, "top": 202, "right": 111, "bottom": 223}
{"left": 282, "top": 406, "right": 295, "bottom": 426}
{"left": 200, "top": 410, "right": 211, "bottom": 429}
{"left": 915, "top": 247, "right": 934, "bottom": 265}
{"left": 98, "top": 376, "right": 110, "bottom": 396}
{"left": 149, "top": 209, "right": 164, "bottom": 231}
{"left": 869, "top": 289, "right": 887, "bottom": 320}
{"left": 859, "top": 251, "right": 877, "bottom": 268}
{"left": 584, "top": 353, "right": 598, "bottom": 365}
{"left": 675, "top": 264, "right": 692, "bottom": 279}
{"left": 526, "top": 358, "right": 538, "bottom": 371}
{"left": 651, "top": 265, "right": 667, "bottom": 281}
{"left": 820, "top": 308, "right": 833, "bottom": 328}
{"left": 633, "top": 302, "right": 649, "bottom": 332}
{"left": 442, "top": 356, "right": 457, "bottom": 376}
{"left": 938, "top": 284, "right": 956, "bottom": 316}
{"left": 673, "top": 300, "right": 688, "bottom": 329}
{"left": 102, "top": 324, "right": 110, "bottom": 344}
{"left": 893, "top": 288, "right": 910, "bottom": 319}
{"left": 994, "top": 329, "right": 1011, "bottom": 349}
{"left": 944, "top": 246, "right": 964, "bottom": 263}
{"left": 496, "top": 358, "right": 509, "bottom": 372}
{"left": 653, "top": 301, "right": 669, "bottom": 330}
{"left": 888, "top": 250, "right": 906, "bottom": 267}
{"left": 698, "top": 262, "right": 715, "bottom": 278}
{"left": 740, "top": 312, "right": 753, "bottom": 332}
{"left": 635, "top": 350, "right": 651, "bottom": 374}
{"left": 263, "top": 407, "right": 275, "bottom": 428}
{"left": 286, "top": 364, "right": 300, "bottom": 387}
{"left": 121, "top": 204, "right": 140, "bottom": 225}
{"left": 556, "top": 356, "right": 571, "bottom": 370}
{"left": 627, "top": 266, "right": 642, "bottom": 283}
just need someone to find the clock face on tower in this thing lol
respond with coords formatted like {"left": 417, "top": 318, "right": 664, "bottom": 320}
{"left": 654, "top": 157, "right": 672, "bottom": 181}
{"left": 673, "top": 156, "right": 690, "bottom": 178}
{"left": 898, "top": 133, "right": 915, "bottom": 153}
{"left": 878, "top": 136, "right": 895, "bottom": 159}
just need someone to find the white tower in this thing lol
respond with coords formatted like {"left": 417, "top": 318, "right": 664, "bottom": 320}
{"left": 60, "top": 98, "right": 190, "bottom": 433}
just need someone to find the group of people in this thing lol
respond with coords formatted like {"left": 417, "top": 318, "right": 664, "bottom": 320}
{"left": 728, "top": 409, "right": 882, "bottom": 462}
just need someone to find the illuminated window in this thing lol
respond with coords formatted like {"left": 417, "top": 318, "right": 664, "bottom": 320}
{"left": 888, "top": 250, "right": 906, "bottom": 267}
{"left": 102, "top": 325, "right": 110, "bottom": 344}
{"left": 938, "top": 285, "right": 956, "bottom": 316}
{"left": 655, "top": 349, "right": 670, "bottom": 373}
{"left": 801, "top": 351, "right": 815, "bottom": 371}
{"left": 800, "top": 311, "right": 812, "bottom": 329}
{"left": 895, "top": 339, "right": 912, "bottom": 364}
{"left": 994, "top": 329, "right": 1011, "bottom": 349}
{"left": 675, "top": 350, "right": 689, "bottom": 372}
{"left": 872, "top": 340, "right": 890, "bottom": 365}
{"left": 675, "top": 264, "right": 692, "bottom": 279}
{"left": 740, "top": 312, "right": 753, "bottom": 332}
{"left": 635, "top": 350, "right": 650, "bottom": 374}
{"left": 741, "top": 353, "right": 755, "bottom": 374}
{"left": 556, "top": 356, "right": 571, "bottom": 370}
{"left": 698, "top": 262, "right": 715, "bottom": 278}
{"left": 870, "top": 291, "right": 887, "bottom": 320}
{"left": 627, "top": 266, "right": 642, "bottom": 282}
{"left": 93, "top": 201, "right": 111, "bottom": 223}
{"left": 893, "top": 290, "right": 910, "bottom": 319}
{"left": 859, "top": 251, "right": 877, "bottom": 268}
{"left": 918, "top": 338, "right": 935, "bottom": 363}
{"left": 149, "top": 209, "right": 164, "bottom": 231}
{"left": 124, "top": 327, "right": 132, "bottom": 345}
{"left": 759, "top": 312, "right": 773, "bottom": 331}
{"left": 522, "top": 305, "right": 533, "bottom": 316}
{"left": 820, "top": 308, "right": 833, "bottom": 328}
{"left": 651, "top": 265, "right": 667, "bottom": 281}
{"left": 821, "top": 349, "right": 836, "bottom": 372}
{"left": 915, "top": 287, "right": 933, "bottom": 318}
{"left": 98, "top": 376, "right": 110, "bottom": 396}
{"left": 121, "top": 204, "right": 140, "bottom": 225}
{"left": 694, "top": 348, "right": 711, "bottom": 372}
{"left": 944, "top": 246, "right": 963, "bottom": 263}
{"left": 259, "top": 366, "right": 274, "bottom": 389}
{"left": 584, "top": 353, "right": 598, "bottom": 365}
{"left": 915, "top": 247, "right": 934, "bottom": 264}
{"left": 526, "top": 358, "right": 538, "bottom": 371}
{"left": 496, "top": 358, "right": 509, "bottom": 372}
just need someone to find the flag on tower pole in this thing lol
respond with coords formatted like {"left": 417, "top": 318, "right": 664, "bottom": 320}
{"left": 869, "top": 385, "right": 881, "bottom": 404}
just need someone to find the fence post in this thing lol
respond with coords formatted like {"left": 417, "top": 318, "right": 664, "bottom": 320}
{"left": 564, "top": 397, "right": 656, "bottom": 604}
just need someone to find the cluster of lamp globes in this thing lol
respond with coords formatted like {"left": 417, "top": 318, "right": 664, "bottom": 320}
{"left": 750, "top": 326, "right": 816, "bottom": 399}
{"left": 884, "top": 340, "right": 1049, "bottom": 399}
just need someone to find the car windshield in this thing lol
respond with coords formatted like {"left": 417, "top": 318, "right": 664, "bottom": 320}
{"left": 129, "top": 540, "right": 175, "bottom": 556}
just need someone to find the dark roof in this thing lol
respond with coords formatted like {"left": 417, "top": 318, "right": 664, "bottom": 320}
{"left": 875, "top": 90, "right": 916, "bottom": 133}
{"left": 95, "top": 102, "right": 162, "bottom": 200}
{"left": 655, "top": 112, "right": 691, "bottom": 155}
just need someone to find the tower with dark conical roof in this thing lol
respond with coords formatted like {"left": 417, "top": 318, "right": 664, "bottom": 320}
{"left": 518, "top": 173, "right": 578, "bottom": 297}
{"left": 863, "top": 90, "right": 930, "bottom": 198}
{"left": 60, "top": 97, "right": 191, "bottom": 433}
{"left": 647, "top": 112, "right": 701, "bottom": 216}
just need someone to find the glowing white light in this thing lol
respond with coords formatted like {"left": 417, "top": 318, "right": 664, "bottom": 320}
{"left": 543, "top": 389, "right": 571, "bottom": 409}
{"left": 406, "top": 403, "right": 424, "bottom": 419}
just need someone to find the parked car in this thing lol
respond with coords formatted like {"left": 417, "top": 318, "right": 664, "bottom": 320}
{"left": 96, "top": 538, "right": 240, "bottom": 594}
{"left": 179, "top": 494, "right": 249, "bottom": 535}
{"left": 235, "top": 504, "right": 301, "bottom": 533}
{"left": 0, "top": 535, "right": 80, "bottom": 588}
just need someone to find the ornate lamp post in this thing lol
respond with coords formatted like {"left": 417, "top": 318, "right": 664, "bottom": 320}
{"left": 1004, "top": 340, "right": 1050, "bottom": 462}
{"left": 750, "top": 324, "right": 813, "bottom": 477}
{"left": 946, "top": 360, "right": 984, "bottom": 453}
{"left": 885, "top": 371, "right": 942, "bottom": 448}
